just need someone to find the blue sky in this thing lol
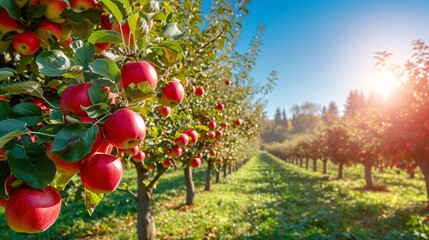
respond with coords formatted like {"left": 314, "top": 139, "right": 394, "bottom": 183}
{"left": 205, "top": 0, "right": 429, "bottom": 119}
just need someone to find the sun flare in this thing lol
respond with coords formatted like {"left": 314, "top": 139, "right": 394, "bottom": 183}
{"left": 366, "top": 69, "right": 399, "bottom": 98}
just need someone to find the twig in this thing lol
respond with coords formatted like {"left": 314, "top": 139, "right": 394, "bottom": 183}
{"left": 147, "top": 168, "right": 167, "bottom": 190}
{"left": 117, "top": 188, "right": 138, "bottom": 201}
{"left": 195, "top": 30, "right": 225, "bottom": 54}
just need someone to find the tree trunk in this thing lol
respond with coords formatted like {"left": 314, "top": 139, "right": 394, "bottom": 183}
{"left": 378, "top": 166, "right": 384, "bottom": 174}
{"left": 313, "top": 159, "right": 317, "bottom": 172}
{"left": 228, "top": 165, "right": 232, "bottom": 174}
{"left": 300, "top": 158, "right": 303, "bottom": 168}
{"left": 223, "top": 164, "right": 227, "bottom": 178}
{"left": 409, "top": 170, "right": 415, "bottom": 179}
{"left": 323, "top": 161, "right": 327, "bottom": 174}
{"left": 305, "top": 158, "right": 309, "bottom": 169}
{"left": 215, "top": 169, "right": 220, "bottom": 183}
{"left": 184, "top": 166, "right": 195, "bottom": 205}
{"left": 363, "top": 162, "right": 374, "bottom": 189}
{"left": 134, "top": 163, "right": 156, "bottom": 240}
{"left": 338, "top": 163, "right": 344, "bottom": 179}
{"left": 205, "top": 161, "right": 213, "bottom": 191}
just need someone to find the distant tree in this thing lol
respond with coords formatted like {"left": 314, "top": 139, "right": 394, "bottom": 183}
{"left": 274, "top": 107, "right": 282, "bottom": 125}
{"left": 282, "top": 109, "right": 288, "bottom": 126}
{"left": 291, "top": 102, "right": 323, "bottom": 134}
{"left": 344, "top": 90, "right": 366, "bottom": 116}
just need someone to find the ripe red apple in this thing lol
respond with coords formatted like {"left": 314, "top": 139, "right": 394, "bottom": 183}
{"left": 175, "top": 133, "right": 189, "bottom": 147}
{"left": 100, "top": 12, "right": 112, "bottom": 30}
{"left": 222, "top": 122, "right": 229, "bottom": 128}
{"left": 59, "top": 37, "right": 73, "bottom": 48}
{"left": 38, "top": 19, "right": 62, "bottom": 41}
{"left": 189, "top": 158, "right": 201, "bottom": 168}
{"left": 69, "top": 0, "right": 97, "bottom": 10}
{"left": 225, "top": 80, "right": 231, "bottom": 85}
{"left": 120, "top": 61, "right": 158, "bottom": 90}
{"left": 209, "top": 121, "right": 216, "bottom": 129}
{"left": 111, "top": 21, "right": 134, "bottom": 47}
{"left": 28, "top": 99, "right": 49, "bottom": 111}
{"left": 216, "top": 131, "right": 222, "bottom": 138}
{"left": 197, "top": 153, "right": 203, "bottom": 158}
{"left": 47, "top": 142, "right": 82, "bottom": 175}
{"left": 209, "top": 131, "right": 216, "bottom": 138}
{"left": 5, "top": 186, "right": 61, "bottom": 233}
{"left": 124, "top": 144, "right": 140, "bottom": 156}
{"left": 60, "top": 83, "right": 92, "bottom": 116}
{"left": 133, "top": 151, "right": 145, "bottom": 162}
{"left": 0, "top": 10, "right": 24, "bottom": 34}
{"left": 104, "top": 109, "right": 146, "bottom": 149}
{"left": 190, "top": 85, "right": 196, "bottom": 93}
{"left": 195, "top": 87, "right": 204, "bottom": 96}
{"left": 41, "top": 0, "right": 67, "bottom": 23}
{"left": 80, "top": 154, "right": 123, "bottom": 194}
{"left": 12, "top": 32, "right": 40, "bottom": 56}
{"left": 173, "top": 145, "right": 182, "bottom": 157}
{"left": 97, "top": 140, "right": 113, "bottom": 154}
{"left": 158, "top": 105, "right": 171, "bottom": 117}
{"left": 184, "top": 129, "right": 198, "bottom": 145}
{"left": 216, "top": 103, "right": 225, "bottom": 110}
{"left": 5, "top": 175, "right": 27, "bottom": 195}
{"left": 209, "top": 150, "right": 216, "bottom": 156}
{"left": 163, "top": 160, "right": 172, "bottom": 168}
{"left": 159, "top": 81, "right": 185, "bottom": 107}
{"left": 94, "top": 42, "right": 109, "bottom": 54}
{"left": 234, "top": 119, "right": 243, "bottom": 126}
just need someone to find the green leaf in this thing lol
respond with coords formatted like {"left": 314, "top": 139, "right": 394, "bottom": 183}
{"left": 48, "top": 109, "right": 64, "bottom": 124}
{"left": 143, "top": 0, "right": 160, "bottom": 13}
{"left": 51, "top": 123, "right": 99, "bottom": 163}
{"left": 35, "top": 124, "right": 66, "bottom": 144}
{"left": 17, "top": 55, "right": 35, "bottom": 74}
{"left": 129, "top": 106, "right": 147, "bottom": 117}
{"left": 53, "top": 172, "right": 75, "bottom": 191}
{"left": 88, "top": 30, "right": 123, "bottom": 44}
{"left": 88, "top": 79, "right": 109, "bottom": 105}
{"left": 89, "top": 59, "right": 120, "bottom": 83}
{"left": 195, "top": 124, "right": 209, "bottom": 131}
{"left": 9, "top": 143, "right": 57, "bottom": 189}
{"left": 85, "top": 188, "right": 104, "bottom": 215}
{"left": 128, "top": 11, "right": 149, "bottom": 40}
{"left": 26, "top": 3, "right": 47, "bottom": 20}
{"left": 82, "top": 103, "right": 111, "bottom": 119}
{"left": 101, "top": 0, "right": 125, "bottom": 23}
{"left": 126, "top": 82, "right": 156, "bottom": 102}
{"left": 0, "top": 81, "right": 45, "bottom": 99}
{"left": 160, "top": 23, "right": 185, "bottom": 40}
{"left": 0, "top": 68, "right": 15, "bottom": 81}
{"left": 9, "top": 102, "right": 43, "bottom": 126}
{"left": 0, "top": 119, "right": 27, "bottom": 148}
{"left": 0, "top": 161, "right": 10, "bottom": 199}
{"left": 74, "top": 42, "right": 95, "bottom": 71}
{"left": 0, "top": 100, "right": 10, "bottom": 120}
{"left": 61, "top": 7, "right": 104, "bottom": 25}
{"left": 36, "top": 50, "right": 71, "bottom": 77}
{"left": 0, "top": 0, "right": 21, "bottom": 20}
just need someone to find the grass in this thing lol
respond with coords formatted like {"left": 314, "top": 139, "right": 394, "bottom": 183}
{"left": 0, "top": 153, "right": 429, "bottom": 239}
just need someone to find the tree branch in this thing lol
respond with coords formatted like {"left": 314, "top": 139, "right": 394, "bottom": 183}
{"left": 147, "top": 168, "right": 167, "bottom": 190}
{"left": 117, "top": 188, "right": 138, "bottom": 201}
{"left": 195, "top": 30, "right": 225, "bottom": 54}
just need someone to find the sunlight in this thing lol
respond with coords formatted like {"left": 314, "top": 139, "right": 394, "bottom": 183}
{"left": 366, "top": 69, "right": 399, "bottom": 98}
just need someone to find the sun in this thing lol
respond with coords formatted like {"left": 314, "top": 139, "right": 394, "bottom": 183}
{"left": 366, "top": 69, "right": 399, "bottom": 98}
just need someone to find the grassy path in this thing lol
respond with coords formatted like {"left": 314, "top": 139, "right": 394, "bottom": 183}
{"left": 1, "top": 153, "right": 428, "bottom": 239}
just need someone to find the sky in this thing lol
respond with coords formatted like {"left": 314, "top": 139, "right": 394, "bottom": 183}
{"left": 205, "top": 0, "right": 429, "bottom": 119}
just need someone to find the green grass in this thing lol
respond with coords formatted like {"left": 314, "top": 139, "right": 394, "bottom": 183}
{"left": 1, "top": 153, "right": 429, "bottom": 239}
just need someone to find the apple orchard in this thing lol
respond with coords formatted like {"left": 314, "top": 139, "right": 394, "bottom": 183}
{"left": 0, "top": 0, "right": 274, "bottom": 239}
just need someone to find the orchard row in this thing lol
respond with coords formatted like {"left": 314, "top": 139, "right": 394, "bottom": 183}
{"left": 0, "top": 0, "right": 271, "bottom": 239}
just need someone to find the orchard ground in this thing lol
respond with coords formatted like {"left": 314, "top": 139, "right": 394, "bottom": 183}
{"left": 1, "top": 153, "right": 428, "bottom": 239}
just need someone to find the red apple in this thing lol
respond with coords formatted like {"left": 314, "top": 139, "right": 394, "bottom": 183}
{"left": 222, "top": 122, "right": 229, "bottom": 128}
{"left": 12, "top": 32, "right": 40, "bottom": 56}
{"left": 197, "top": 153, "right": 203, "bottom": 158}
{"left": 5, "top": 186, "right": 61, "bottom": 233}
{"left": 234, "top": 119, "right": 243, "bottom": 126}
{"left": 163, "top": 160, "right": 171, "bottom": 168}
{"left": 159, "top": 81, "right": 185, "bottom": 107}
{"left": 209, "top": 121, "right": 216, "bottom": 129}
{"left": 173, "top": 145, "right": 182, "bottom": 157}
{"left": 97, "top": 140, "right": 113, "bottom": 154}
{"left": 216, "top": 131, "right": 222, "bottom": 138}
{"left": 47, "top": 142, "right": 82, "bottom": 175}
{"left": 184, "top": 129, "right": 198, "bottom": 145}
{"left": 41, "top": 0, "right": 67, "bottom": 23}
{"left": 94, "top": 42, "right": 109, "bottom": 54}
{"left": 120, "top": 61, "right": 158, "bottom": 90}
{"left": 209, "top": 150, "right": 216, "bottom": 156}
{"left": 69, "top": 0, "right": 97, "bottom": 11}
{"left": 111, "top": 21, "right": 134, "bottom": 47}
{"left": 60, "top": 83, "right": 92, "bottom": 116}
{"left": 158, "top": 105, "right": 171, "bottom": 117}
{"left": 80, "top": 154, "right": 123, "bottom": 193}
{"left": 28, "top": 99, "right": 49, "bottom": 111}
{"left": 133, "top": 151, "right": 145, "bottom": 162}
{"left": 209, "top": 131, "right": 216, "bottom": 138}
{"left": 195, "top": 87, "right": 204, "bottom": 96}
{"left": 216, "top": 103, "right": 224, "bottom": 110}
{"left": 189, "top": 158, "right": 201, "bottom": 168}
{"left": 104, "top": 109, "right": 146, "bottom": 149}
{"left": 175, "top": 133, "right": 189, "bottom": 147}
{"left": 225, "top": 80, "right": 231, "bottom": 85}
{"left": 59, "top": 37, "right": 73, "bottom": 48}
{"left": 100, "top": 12, "right": 112, "bottom": 30}
{"left": 0, "top": 10, "right": 23, "bottom": 34}
{"left": 38, "top": 19, "right": 62, "bottom": 41}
